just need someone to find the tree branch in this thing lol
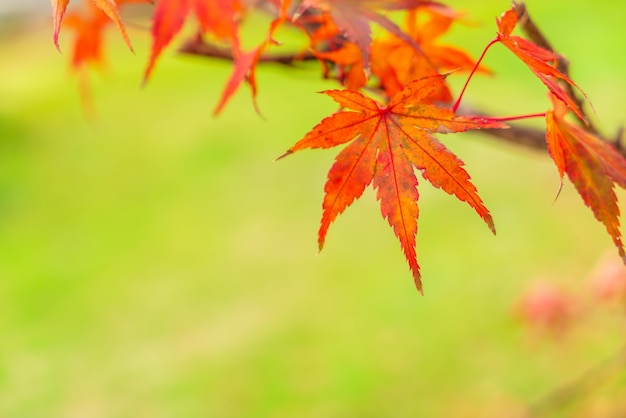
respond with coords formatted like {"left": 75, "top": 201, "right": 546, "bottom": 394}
{"left": 178, "top": 36, "right": 317, "bottom": 66}
{"left": 177, "top": 3, "right": 625, "bottom": 158}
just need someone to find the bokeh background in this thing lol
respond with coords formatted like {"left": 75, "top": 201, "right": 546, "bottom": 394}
{"left": 1, "top": 1, "right": 626, "bottom": 417}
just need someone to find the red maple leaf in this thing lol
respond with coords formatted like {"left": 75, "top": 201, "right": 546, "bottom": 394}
{"left": 279, "top": 74, "right": 504, "bottom": 292}
{"left": 295, "top": 0, "right": 437, "bottom": 73}
{"left": 63, "top": 5, "right": 110, "bottom": 71}
{"left": 144, "top": 0, "right": 242, "bottom": 81}
{"left": 213, "top": 41, "right": 266, "bottom": 115}
{"left": 52, "top": 0, "right": 142, "bottom": 52}
{"left": 212, "top": 2, "right": 292, "bottom": 115}
{"left": 61, "top": 0, "right": 149, "bottom": 115}
{"left": 371, "top": 5, "right": 488, "bottom": 99}
{"left": 314, "top": 42, "right": 368, "bottom": 90}
{"left": 495, "top": 6, "right": 586, "bottom": 122}
{"left": 546, "top": 95, "right": 626, "bottom": 261}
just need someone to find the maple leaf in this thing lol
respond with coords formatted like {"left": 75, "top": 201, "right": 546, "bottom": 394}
{"left": 546, "top": 95, "right": 626, "bottom": 261}
{"left": 144, "top": 0, "right": 242, "bottom": 82}
{"left": 62, "top": 4, "right": 113, "bottom": 117}
{"left": 213, "top": 1, "right": 292, "bottom": 114}
{"left": 63, "top": 6, "right": 110, "bottom": 71}
{"left": 495, "top": 6, "right": 586, "bottom": 122}
{"left": 52, "top": 0, "right": 71, "bottom": 51}
{"left": 314, "top": 42, "right": 367, "bottom": 90}
{"left": 279, "top": 74, "right": 504, "bottom": 291}
{"left": 295, "top": 0, "right": 437, "bottom": 72}
{"left": 51, "top": 0, "right": 140, "bottom": 52}
{"left": 213, "top": 40, "right": 266, "bottom": 115}
{"left": 371, "top": 5, "right": 487, "bottom": 98}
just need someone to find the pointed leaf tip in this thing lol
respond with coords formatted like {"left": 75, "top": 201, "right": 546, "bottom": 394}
{"left": 275, "top": 150, "right": 293, "bottom": 161}
{"left": 414, "top": 274, "right": 423, "bottom": 294}
{"left": 52, "top": 0, "right": 70, "bottom": 52}
{"left": 90, "top": 0, "right": 135, "bottom": 51}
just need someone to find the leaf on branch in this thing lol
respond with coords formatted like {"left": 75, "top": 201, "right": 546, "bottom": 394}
{"left": 144, "top": 0, "right": 242, "bottom": 82}
{"left": 546, "top": 95, "right": 626, "bottom": 261}
{"left": 51, "top": 0, "right": 142, "bottom": 52}
{"left": 213, "top": 41, "right": 265, "bottom": 115}
{"left": 314, "top": 42, "right": 368, "bottom": 90}
{"left": 212, "top": 3, "right": 292, "bottom": 115}
{"left": 63, "top": 6, "right": 110, "bottom": 71}
{"left": 495, "top": 7, "right": 587, "bottom": 122}
{"left": 89, "top": 0, "right": 137, "bottom": 51}
{"left": 52, "top": 0, "right": 71, "bottom": 51}
{"left": 279, "top": 74, "right": 505, "bottom": 292}
{"left": 295, "top": 0, "right": 437, "bottom": 74}
{"left": 371, "top": 5, "right": 487, "bottom": 98}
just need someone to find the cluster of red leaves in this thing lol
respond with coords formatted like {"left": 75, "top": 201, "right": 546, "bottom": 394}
{"left": 51, "top": 0, "right": 626, "bottom": 292}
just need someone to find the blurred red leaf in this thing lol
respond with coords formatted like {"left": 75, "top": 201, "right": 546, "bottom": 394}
{"left": 52, "top": 0, "right": 144, "bottom": 52}
{"left": 144, "top": 0, "right": 242, "bottom": 82}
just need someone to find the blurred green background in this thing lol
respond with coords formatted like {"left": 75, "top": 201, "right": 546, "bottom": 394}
{"left": 1, "top": 1, "right": 626, "bottom": 417}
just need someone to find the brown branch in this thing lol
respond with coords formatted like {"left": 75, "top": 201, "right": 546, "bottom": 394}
{"left": 482, "top": 123, "right": 547, "bottom": 152}
{"left": 177, "top": 8, "right": 626, "bottom": 158}
{"left": 178, "top": 36, "right": 317, "bottom": 65}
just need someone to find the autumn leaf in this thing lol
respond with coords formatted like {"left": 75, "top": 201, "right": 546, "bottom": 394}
{"left": 213, "top": 3, "right": 291, "bottom": 115}
{"left": 279, "top": 74, "right": 504, "bottom": 291}
{"left": 371, "top": 5, "right": 487, "bottom": 98}
{"left": 90, "top": 0, "right": 137, "bottom": 51}
{"left": 546, "top": 94, "right": 626, "bottom": 261}
{"left": 295, "top": 0, "right": 436, "bottom": 73}
{"left": 52, "top": 0, "right": 71, "bottom": 51}
{"left": 144, "top": 0, "right": 241, "bottom": 82}
{"left": 314, "top": 42, "right": 368, "bottom": 90}
{"left": 63, "top": 5, "right": 110, "bottom": 71}
{"left": 213, "top": 41, "right": 266, "bottom": 115}
{"left": 51, "top": 0, "right": 141, "bottom": 52}
{"left": 495, "top": 7, "right": 586, "bottom": 122}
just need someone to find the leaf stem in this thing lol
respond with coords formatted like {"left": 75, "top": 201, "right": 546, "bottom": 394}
{"left": 484, "top": 112, "right": 546, "bottom": 123}
{"left": 452, "top": 38, "right": 498, "bottom": 113}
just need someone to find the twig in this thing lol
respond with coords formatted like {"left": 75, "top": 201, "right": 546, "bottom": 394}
{"left": 177, "top": 7, "right": 626, "bottom": 159}
{"left": 178, "top": 36, "right": 317, "bottom": 65}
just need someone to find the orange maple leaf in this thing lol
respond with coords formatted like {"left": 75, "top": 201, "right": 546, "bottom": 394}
{"left": 213, "top": 41, "right": 265, "bottom": 115}
{"left": 371, "top": 5, "right": 487, "bottom": 98}
{"left": 314, "top": 42, "right": 367, "bottom": 90}
{"left": 52, "top": 0, "right": 71, "bottom": 51}
{"left": 144, "top": 0, "right": 242, "bottom": 82}
{"left": 213, "top": 3, "right": 291, "bottom": 115}
{"left": 279, "top": 74, "right": 505, "bottom": 291}
{"left": 495, "top": 6, "right": 586, "bottom": 122}
{"left": 295, "top": 0, "right": 436, "bottom": 73}
{"left": 546, "top": 95, "right": 626, "bottom": 261}
{"left": 61, "top": 0, "right": 148, "bottom": 115}
{"left": 51, "top": 0, "right": 141, "bottom": 52}
{"left": 63, "top": 5, "right": 110, "bottom": 71}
